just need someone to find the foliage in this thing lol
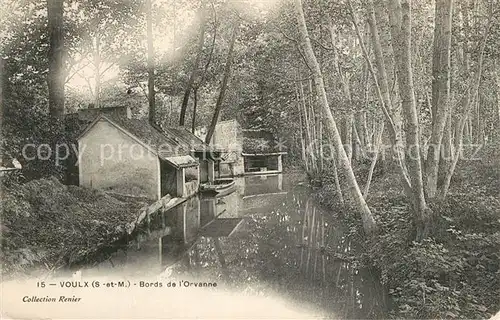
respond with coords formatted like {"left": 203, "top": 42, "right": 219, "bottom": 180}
{"left": 2, "top": 82, "right": 63, "bottom": 180}
{"left": 370, "top": 199, "right": 500, "bottom": 319}
{"left": 2, "top": 0, "right": 500, "bottom": 316}
{"left": 0, "top": 177, "right": 148, "bottom": 277}
{"left": 311, "top": 156, "right": 500, "bottom": 319}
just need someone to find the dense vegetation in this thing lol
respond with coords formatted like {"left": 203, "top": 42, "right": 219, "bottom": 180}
{"left": 0, "top": 175, "right": 149, "bottom": 278}
{"left": 313, "top": 143, "right": 500, "bottom": 318}
{"left": 1, "top": 0, "right": 499, "bottom": 318}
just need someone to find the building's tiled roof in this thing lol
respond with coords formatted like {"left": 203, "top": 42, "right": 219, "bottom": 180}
{"left": 79, "top": 113, "right": 216, "bottom": 159}
{"left": 162, "top": 127, "right": 215, "bottom": 153}
{"left": 163, "top": 155, "right": 198, "bottom": 168}
{"left": 107, "top": 116, "right": 190, "bottom": 157}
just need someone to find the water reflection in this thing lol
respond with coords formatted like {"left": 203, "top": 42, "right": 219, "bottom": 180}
{"left": 242, "top": 174, "right": 284, "bottom": 196}
{"left": 87, "top": 173, "right": 387, "bottom": 318}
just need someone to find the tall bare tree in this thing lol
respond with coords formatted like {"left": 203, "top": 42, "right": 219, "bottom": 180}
{"left": 205, "top": 19, "right": 239, "bottom": 144}
{"left": 0, "top": 58, "right": 4, "bottom": 123}
{"left": 146, "top": 0, "right": 155, "bottom": 125}
{"left": 425, "top": 0, "right": 454, "bottom": 198}
{"left": 179, "top": 6, "right": 207, "bottom": 126}
{"left": 388, "top": 0, "right": 431, "bottom": 239}
{"left": 294, "top": 0, "right": 376, "bottom": 235}
{"left": 349, "top": 0, "right": 413, "bottom": 198}
{"left": 191, "top": 3, "right": 217, "bottom": 133}
{"left": 439, "top": 0, "right": 493, "bottom": 199}
{"left": 47, "top": 0, "right": 65, "bottom": 120}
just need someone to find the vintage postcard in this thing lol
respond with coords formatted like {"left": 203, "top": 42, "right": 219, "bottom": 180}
{"left": 1, "top": 0, "right": 499, "bottom": 319}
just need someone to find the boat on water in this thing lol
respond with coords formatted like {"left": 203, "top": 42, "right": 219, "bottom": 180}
{"left": 200, "top": 178, "right": 236, "bottom": 197}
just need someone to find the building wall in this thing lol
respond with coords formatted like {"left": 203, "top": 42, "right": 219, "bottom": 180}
{"left": 219, "top": 163, "right": 234, "bottom": 177}
{"left": 244, "top": 155, "right": 281, "bottom": 173}
{"left": 184, "top": 166, "right": 200, "bottom": 197}
{"left": 184, "top": 180, "right": 199, "bottom": 198}
{"left": 79, "top": 120, "right": 160, "bottom": 200}
{"left": 199, "top": 160, "right": 209, "bottom": 182}
{"left": 198, "top": 159, "right": 215, "bottom": 183}
{"left": 212, "top": 120, "right": 245, "bottom": 176}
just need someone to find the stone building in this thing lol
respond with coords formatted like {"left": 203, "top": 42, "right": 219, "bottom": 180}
{"left": 241, "top": 129, "right": 287, "bottom": 175}
{"left": 77, "top": 106, "right": 217, "bottom": 200}
{"left": 197, "top": 119, "right": 287, "bottom": 176}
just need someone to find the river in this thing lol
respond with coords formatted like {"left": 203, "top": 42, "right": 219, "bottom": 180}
{"left": 2, "top": 173, "right": 388, "bottom": 319}
{"left": 81, "top": 173, "right": 388, "bottom": 318}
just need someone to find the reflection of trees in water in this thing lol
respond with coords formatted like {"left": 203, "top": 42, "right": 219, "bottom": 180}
{"left": 165, "top": 190, "right": 387, "bottom": 318}
{"left": 296, "top": 197, "right": 387, "bottom": 318}
{"left": 167, "top": 236, "right": 230, "bottom": 281}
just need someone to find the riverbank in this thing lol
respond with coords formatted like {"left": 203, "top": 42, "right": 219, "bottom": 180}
{"left": 0, "top": 176, "right": 153, "bottom": 279}
{"left": 311, "top": 155, "right": 500, "bottom": 319}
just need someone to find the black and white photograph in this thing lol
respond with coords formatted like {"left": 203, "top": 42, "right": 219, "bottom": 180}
{"left": 1, "top": 0, "right": 499, "bottom": 318}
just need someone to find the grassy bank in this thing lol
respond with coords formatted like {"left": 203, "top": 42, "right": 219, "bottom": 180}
{"left": 0, "top": 176, "right": 151, "bottom": 279}
{"left": 311, "top": 156, "right": 500, "bottom": 319}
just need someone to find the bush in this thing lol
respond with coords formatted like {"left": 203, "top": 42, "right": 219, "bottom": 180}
{"left": 313, "top": 157, "right": 500, "bottom": 319}
{"left": 368, "top": 193, "right": 500, "bottom": 319}
{"left": 0, "top": 177, "right": 149, "bottom": 277}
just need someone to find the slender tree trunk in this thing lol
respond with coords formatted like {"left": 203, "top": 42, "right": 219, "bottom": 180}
{"left": 319, "top": 114, "right": 324, "bottom": 171}
{"left": 47, "top": 0, "right": 65, "bottom": 120}
{"left": 425, "top": 0, "right": 453, "bottom": 198}
{"left": 299, "top": 80, "right": 316, "bottom": 173}
{"left": 329, "top": 23, "right": 354, "bottom": 163}
{"left": 294, "top": 0, "right": 376, "bottom": 235}
{"left": 191, "top": 86, "right": 199, "bottom": 133}
{"left": 353, "top": 118, "right": 365, "bottom": 161}
{"left": 332, "top": 150, "right": 345, "bottom": 204}
{"left": 205, "top": 20, "right": 239, "bottom": 144}
{"left": 307, "top": 79, "right": 318, "bottom": 170}
{"left": 360, "top": 60, "right": 370, "bottom": 152}
{"left": 438, "top": 111, "right": 453, "bottom": 187}
{"left": 389, "top": 0, "right": 431, "bottom": 240}
{"left": 373, "top": 0, "right": 396, "bottom": 87}
{"left": 468, "top": 117, "right": 473, "bottom": 142}
{"left": 363, "top": 112, "right": 369, "bottom": 148}
{"left": 358, "top": 114, "right": 366, "bottom": 150}
{"left": 495, "top": 61, "right": 500, "bottom": 132}
{"left": 340, "top": 75, "right": 353, "bottom": 163}
{"left": 179, "top": 7, "right": 207, "bottom": 126}
{"left": 475, "top": 96, "right": 481, "bottom": 143}
{"left": 94, "top": 34, "right": 101, "bottom": 108}
{"left": 146, "top": 0, "right": 155, "bottom": 125}
{"left": 464, "top": 117, "right": 470, "bottom": 142}
{"left": 364, "top": 120, "right": 385, "bottom": 198}
{"left": 296, "top": 83, "right": 308, "bottom": 171}
{"left": 345, "top": 115, "right": 354, "bottom": 163}
{"left": 366, "top": 2, "right": 394, "bottom": 118}
{"left": 0, "top": 58, "right": 4, "bottom": 122}
{"left": 349, "top": 0, "right": 413, "bottom": 197}
{"left": 440, "top": 49, "right": 489, "bottom": 198}
{"left": 438, "top": 0, "right": 492, "bottom": 199}
{"left": 190, "top": 6, "right": 216, "bottom": 133}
